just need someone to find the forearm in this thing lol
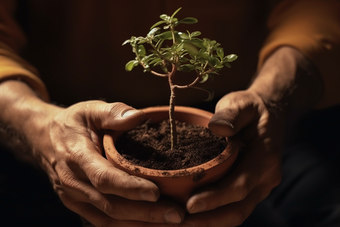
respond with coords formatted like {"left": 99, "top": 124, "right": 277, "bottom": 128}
{"left": 249, "top": 46, "right": 323, "bottom": 118}
{"left": 0, "top": 80, "right": 60, "bottom": 166}
{"left": 259, "top": 0, "right": 340, "bottom": 108}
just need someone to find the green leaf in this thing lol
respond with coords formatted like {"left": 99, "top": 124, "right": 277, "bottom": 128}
{"left": 160, "top": 14, "right": 169, "bottom": 20}
{"left": 150, "top": 20, "right": 167, "bottom": 30}
{"left": 178, "top": 17, "right": 198, "bottom": 24}
{"left": 223, "top": 62, "right": 231, "bottom": 68}
{"left": 200, "top": 74, "right": 210, "bottom": 83}
{"left": 224, "top": 54, "right": 238, "bottom": 62}
{"left": 171, "top": 7, "right": 182, "bottom": 19}
{"left": 183, "top": 42, "right": 199, "bottom": 55}
{"left": 125, "top": 60, "right": 139, "bottom": 71}
{"left": 190, "top": 38, "right": 205, "bottom": 49}
{"left": 216, "top": 48, "right": 224, "bottom": 59}
{"left": 156, "top": 31, "right": 173, "bottom": 40}
{"left": 141, "top": 54, "right": 156, "bottom": 64}
{"left": 178, "top": 32, "right": 190, "bottom": 40}
{"left": 163, "top": 24, "right": 171, "bottom": 29}
{"left": 191, "top": 31, "right": 201, "bottom": 37}
{"left": 149, "top": 57, "right": 163, "bottom": 66}
{"left": 179, "top": 56, "right": 190, "bottom": 63}
{"left": 137, "top": 45, "right": 146, "bottom": 57}
{"left": 208, "top": 56, "right": 218, "bottom": 67}
{"left": 215, "top": 63, "right": 224, "bottom": 69}
{"left": 137, "top": 38, "right": 148, "bottom": 44}
{"left": 179, "top": 64, "right": 195, "bottom": 72}
{"left": 161, "top": 51, "right": 172, "bottom": 60}
{"left": 147, "top": 27, "right": 160, "bottom": 37}
{"left": 122, "top": 39, "right": 131, "bottom": 46}
{"left": 175, "top": 43, "right": 184, "bottom": 52}
{"left": 198, "top": 52, "right": 210, "bottom": 60}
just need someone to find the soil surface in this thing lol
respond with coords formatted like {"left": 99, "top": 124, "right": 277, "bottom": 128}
{"left": 115, "top": 119, "right": 227, "bottom": 170}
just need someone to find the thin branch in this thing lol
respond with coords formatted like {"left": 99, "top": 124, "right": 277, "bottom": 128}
{"left": 168, "top": 63, "right": 177, "bottom": 149}
{"left": 150, "top": 70, "right": 168, "bottom": 77}
{"left": 200, "top": 67, "right": 216, "bottom": 76}
{"left": 175, "top": 76, "right": 201, "bottom": 89}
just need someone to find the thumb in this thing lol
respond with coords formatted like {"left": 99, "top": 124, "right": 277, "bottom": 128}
{"left": 88, "top": 101, "right": 146, "bottom": 131}
{"left": 208, "top": 92, "right": 260, "bottom": 137}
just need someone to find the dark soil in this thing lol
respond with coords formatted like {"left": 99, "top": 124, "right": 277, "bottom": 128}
{"left": 115, "top": 119, "right": 227, "bottom": 170}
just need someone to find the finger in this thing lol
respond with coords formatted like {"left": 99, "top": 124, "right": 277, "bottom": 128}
{"left": 186, "top": 145, "right": 281, "bottom": 214}
{"left": 68, "top": 101, "right": 157, "bottom": 200}
{"left": 64, "top": 199, "right": 183, "bottom": 227}
{"left": 85, "top": 101, "right": 146, "bottom": 131}
{"left": 57, "top": 164, "right": 185, "bottom": 224}
{"left": 56, "top": 136, "right": 161, "bottom": 202}
{"left": 183, "top": 186, "right": 270, "bottom": 227}
{"left": 208, "top": 91, "right": 263, "bottom": 137}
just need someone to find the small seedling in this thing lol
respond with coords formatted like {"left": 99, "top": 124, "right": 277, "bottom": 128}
{"left": 123, "top": 7, "right": 237, "bottom": 149}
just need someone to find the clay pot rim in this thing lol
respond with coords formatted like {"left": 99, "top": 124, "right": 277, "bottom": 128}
{"left": 141, "top": 106, "right": 213, "bottom": 119}
{"left": 104, "top": 131, "right": 235, "bottom": 178}
{"left": 104, "top": 106, "right": 237, "bottom": 178}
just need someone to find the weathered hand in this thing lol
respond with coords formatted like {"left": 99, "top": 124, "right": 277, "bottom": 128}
{"left": 36, "top": 101, "right": 185, "bottom": 226}
{"left": 181, "top": 90, "right": 283, "bottom": 227}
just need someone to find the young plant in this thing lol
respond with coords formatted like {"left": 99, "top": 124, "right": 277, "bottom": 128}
{"left": 123, "top": 7, "right": 237, "bottom": 150}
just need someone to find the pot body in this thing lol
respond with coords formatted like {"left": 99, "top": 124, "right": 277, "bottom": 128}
{"left": 103, "top": 106, "right": 239, "bottom": 204}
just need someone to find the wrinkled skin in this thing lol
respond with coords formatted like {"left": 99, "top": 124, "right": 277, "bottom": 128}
{"left": 45, "top": 101, "right": 188, "bottom": 226}
{"left": 0, "top": 82, "right": 186, "bottom": 226}
{"left": 177, "top": 46, "right": 322, "bottom": 227}
{"left": 181, "top": 90, "right": 283, "bottom": 227}
{"left": 0, "top": 47, "right": 322, "bottom": 227}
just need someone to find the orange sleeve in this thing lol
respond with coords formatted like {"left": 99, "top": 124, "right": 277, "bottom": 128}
{"left": 0, "top": 0, "right": 49, "bottom": 101}
{"left": 259, "top": 0, "right": 340, "bottom": 108}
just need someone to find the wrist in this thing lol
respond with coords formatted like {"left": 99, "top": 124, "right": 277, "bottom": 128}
{"left": 0, "top": 80, "right": 62, "bottom": 165}
{"left": 249, "top": 46, "right": 323, "bottom": 117}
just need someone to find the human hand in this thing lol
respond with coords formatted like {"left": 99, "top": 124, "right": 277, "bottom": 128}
{"left": 34, "top": 101, "right": 185, "bottom": 226}
{"left": 181, "top": 90, "right": 283, "bottom": 227}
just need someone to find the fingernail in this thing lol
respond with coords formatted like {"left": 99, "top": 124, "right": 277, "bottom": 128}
{"left": 212, "top": 119, "right": 234, "bottom": 128}
{"left": 121, "top": 109, "right": 140, "bottom": 117}
{"left": 189, "top": 201, "right": 206, "bottom": 213}
{"left": 165, "top": 209, "right": 182, "bottom": 224}
{"left": 141, "top": 190, "right": 157, "bottom": 202}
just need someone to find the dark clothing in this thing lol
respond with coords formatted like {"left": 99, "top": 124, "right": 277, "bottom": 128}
{"left": 0, "top": 145, "right": 82, "bottom": 227}
{"left": 242, "top": 105, "right": 340, "bottom": 227}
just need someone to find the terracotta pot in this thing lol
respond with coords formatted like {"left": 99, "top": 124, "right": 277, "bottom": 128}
{"left": 103, "top": 106, "right": 239, "bottom": 204}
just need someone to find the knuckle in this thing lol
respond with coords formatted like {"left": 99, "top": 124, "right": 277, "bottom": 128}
{"left": 105, "top": 102, "right": 128, "bottom": 118}
{"left": 57, "top": 167, "right": 75, "bottom": 187}
{"left": 101, "top": 200, "right": 124, "bottom": 219}
{"left": 59, "top": 172, "right": 79, "bottom": 192}
{"left": 91, "top": 169, "right": 109, "bottom": 192}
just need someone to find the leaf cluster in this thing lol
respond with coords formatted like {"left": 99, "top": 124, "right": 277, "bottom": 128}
{"left": 123, "top": 7, "right": 237, "bottom": 84}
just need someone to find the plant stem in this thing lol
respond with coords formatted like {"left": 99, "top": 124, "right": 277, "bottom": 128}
{"left": 168, "top": 64, "right": 177, "bottom": 149}
{"left": 171, "top": 25, "right": 176, "bottom": 45}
